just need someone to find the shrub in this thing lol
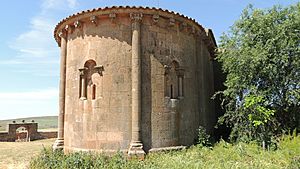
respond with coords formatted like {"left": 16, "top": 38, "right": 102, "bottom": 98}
{"left": 197, "top": 126, "right": 211, "bottom": 147}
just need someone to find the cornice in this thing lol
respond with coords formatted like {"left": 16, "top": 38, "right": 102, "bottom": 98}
{"left": 54, "top": 6, "right": 217, "bottom": 56}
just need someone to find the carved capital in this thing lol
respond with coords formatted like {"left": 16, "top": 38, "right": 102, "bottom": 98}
{"left": 78, "top": 67, "right": 87, "bottom": 76}
{"left": 130, "top": 13, "right": 143, "bottom": 23}
{"left": 90, "top": 16, "right": 98, "bottom": 25}
{"left": 164, "top": 65, "right": 171, "bottom": 75}
{"left": 94, "top": 65, "right": 104, "bottom": 76}
{"left": 176, "top": 68, "right": 185, "bottom": 76}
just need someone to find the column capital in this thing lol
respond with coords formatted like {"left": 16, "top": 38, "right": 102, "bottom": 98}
{"left": 164, "top": 65, "right": 171, "bottom": 75}
{"left": 78, "top": 67, "right": 88, "bottom": 76}
{"left": 130, "top": 13, "right": 143, "bottom": 23}
{"left": 176, "top": 68, "right": 185, "bottom": 76}
{"left": 94, "top": 65, "right": 104, "bottom": 76}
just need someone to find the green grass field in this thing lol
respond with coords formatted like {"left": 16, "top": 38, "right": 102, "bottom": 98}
{"left": 0, "top": 116, "right": 58, "bottom": 132}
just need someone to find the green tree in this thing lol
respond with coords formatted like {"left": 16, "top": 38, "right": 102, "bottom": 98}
{"left": 216, "top": 3, "right": 300, "bottom": 143}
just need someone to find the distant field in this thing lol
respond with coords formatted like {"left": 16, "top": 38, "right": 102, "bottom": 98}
{"left": 0, "top": 138, "right": 55, "bottom": 169}
{"left": 0, "top": 116, "right": 58, "bottom": 132}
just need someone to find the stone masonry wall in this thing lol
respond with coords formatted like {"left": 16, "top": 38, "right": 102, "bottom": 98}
{"left": 64, "top": 16, "right": 132, "bottom": 152}
{"left": 0, "top": 131, "right": 57, "bottom": 142}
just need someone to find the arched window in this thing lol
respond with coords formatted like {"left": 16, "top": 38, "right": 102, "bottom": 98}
{"left": 79, "top": 60, "right": 96, "bottom": 100}
{"left": 164, "top": 60, "right": 184, "bottom": 99}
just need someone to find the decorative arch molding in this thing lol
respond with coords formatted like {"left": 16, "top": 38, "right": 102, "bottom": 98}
{"left": 79, "top": 60, "right": 104, "bottom": 100}
{"left": 164, "top": 60, "right": 184, "bottom": 99}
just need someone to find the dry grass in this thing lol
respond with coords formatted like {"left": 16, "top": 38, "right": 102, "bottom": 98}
{"left": 0, "top": 138, "right": 55, "bottom": 169}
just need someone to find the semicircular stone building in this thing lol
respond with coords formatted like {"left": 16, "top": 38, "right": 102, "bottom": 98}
{"left": 53, "top": 6, "right": 218, "bottom": 156}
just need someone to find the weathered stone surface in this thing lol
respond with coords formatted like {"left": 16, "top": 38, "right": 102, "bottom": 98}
{"left": 53, "top": 6, "right": 217, "bottom": 155}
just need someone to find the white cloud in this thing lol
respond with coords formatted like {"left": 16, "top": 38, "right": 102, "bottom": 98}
{"left": 0, "top": 58, "right": 59, "bottom": 66}
{"left": 6, "top": 0, "right": 78, "bottom": 76}
{"left": 10, "top": 0, "right": 79, "bottom": 60}
{"left": 0, "top": 89, "right": 59, "bottom": 120}
{"left": 9, "top": 16, "right": 57, "bottom": 59}
{"left": 0, "top": 0, "right": 79, "bottom": 120}
{"left": 0, "top": 59, "right": 25, "bottom": 65}
{"left": 0, "top": 88, "right": 58, "bottom": 100}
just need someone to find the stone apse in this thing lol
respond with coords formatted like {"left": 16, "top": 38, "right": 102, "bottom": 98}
{"left": 53, "top": 6, "right": 218, "bottom": 156}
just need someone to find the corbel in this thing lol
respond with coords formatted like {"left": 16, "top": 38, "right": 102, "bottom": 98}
{"left": 152, "top": 14, "right": 159, "bottom": 24}
{"left": 109, "top": 13, "right": 116, "bottom": 23}
{"left": 64, "top": 24, "right": 74, "bottom": 34}
{"left": 130, "top": 13, "right": 143, "bottom": 23}
{"left": 90, "top": 16, "right": 98, "bottom": 26}
{"left": 189, "top": 26, "right": 196, "bottom": 35}
{"left": 179, "top": 22, "right": 187, "bottom": 32}
{"left": 169, "top": 18, "right": 175, "bottom": 27}
{"left": 74, "top": 20, "right": 82, "bottom": 29}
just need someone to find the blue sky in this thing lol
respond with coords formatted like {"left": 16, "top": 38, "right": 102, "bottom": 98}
{"left": 0, "top": 0, "right": 297, "bottom": 120}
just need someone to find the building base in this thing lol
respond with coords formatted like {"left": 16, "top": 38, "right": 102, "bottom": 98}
{"left": 53, "top": 138, "right": 64, "bottom": 151}
{"left": 128, "top": 141, "right": 145, "bottom": 159}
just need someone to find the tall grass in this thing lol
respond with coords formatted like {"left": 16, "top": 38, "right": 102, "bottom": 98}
{"left": 30, "top": 135, "right": 300, "bottom": 169}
